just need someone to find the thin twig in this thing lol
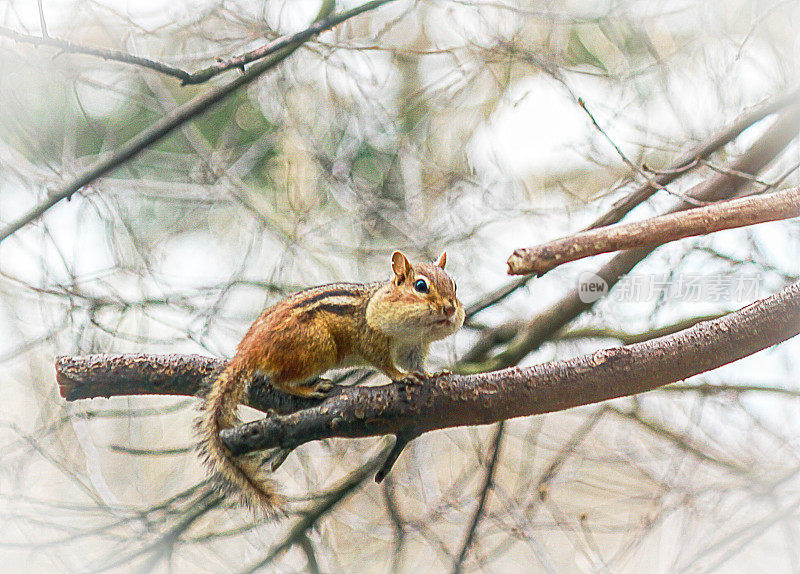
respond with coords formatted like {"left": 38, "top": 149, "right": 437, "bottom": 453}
{"left": 382, "top": 477, "right": 406, "bottom": 573}
{"left": 577, "top": 97, "right": 639, "bottom": 175}
{"left": 556, "top": 312, "right": 728, "bottom": 346}
{"left": 0, "top": 0, "right": 397, "bottom": 85}
{"left": 451, "top": 421, "right": 505, "bottom": 574}
{"left": 36, "top": 0, "right": 49, "bottom": 39}
{"left": 534, "top": 412, "right": 604, "bottom": 501}
{"left": 658, "top": 382, "right": 800, "bottom": 399}
{"left": 0, "top": 1, "right": 397, "bottom": 246}
{"left": 463, "top": 277, "right": 531, "bottom": 320}
{"left": 0, "top": 45, "right": 296, "bottom": 244}
{"left": 0, "top": 26, "right": 195, "bottom": 81}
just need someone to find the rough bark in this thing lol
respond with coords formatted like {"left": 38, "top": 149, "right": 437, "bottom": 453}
{"left": 56, "top": 282, "right": 800, "bottom": 456}
{"left": 223, "top": 281, "right": 799, "bottom": 454}
{"left": 507, "top": 187, "right": 800, "bottom": 276}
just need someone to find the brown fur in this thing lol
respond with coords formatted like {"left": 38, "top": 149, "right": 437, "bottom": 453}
{"left": 196, "top": 358, "right": 280, "bottom": 512}
{"left": 197, "top": 252, "right": 463, "bottom": 514}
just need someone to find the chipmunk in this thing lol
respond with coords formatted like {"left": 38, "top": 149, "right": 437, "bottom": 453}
{"left": 197, "top": 251, "right": 464, "bottom": 513}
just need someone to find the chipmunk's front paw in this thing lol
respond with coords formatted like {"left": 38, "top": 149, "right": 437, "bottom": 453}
{"left": 307, "top": 378, "right": 334, "bottom": 399}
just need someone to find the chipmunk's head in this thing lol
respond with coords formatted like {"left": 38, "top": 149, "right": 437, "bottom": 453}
{"left": 367, "top": 251, "right": 464, "bottom": 343}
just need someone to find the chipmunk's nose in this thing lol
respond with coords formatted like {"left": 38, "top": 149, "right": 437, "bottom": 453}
{"left": 443, "top": 302, "right": 456, "bottom": 318}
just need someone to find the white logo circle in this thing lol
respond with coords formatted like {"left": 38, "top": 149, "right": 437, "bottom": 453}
{"left": 577, "top": 271, "right": 608, "bottom": 303}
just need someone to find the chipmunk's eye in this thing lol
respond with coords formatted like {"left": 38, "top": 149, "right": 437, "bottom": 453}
{"left": 413, "top": 278, "right": 429, "bottom": 293}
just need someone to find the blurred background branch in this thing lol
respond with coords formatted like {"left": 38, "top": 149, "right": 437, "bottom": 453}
{"left": 0, "top": 0, "right": 388, "bottom": 85}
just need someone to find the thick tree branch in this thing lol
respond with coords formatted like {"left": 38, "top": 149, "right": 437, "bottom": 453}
{"left": 57, "top": 353, "right": 221, "bottom": 401}
{"left": 507, "top": 187, "right": 800, "bottom": 276}
{"left": 55, "top": 283, "right": 800, "bottom": 473}
{"left": 56, "top": 353, "right": 325, "bottom": 416}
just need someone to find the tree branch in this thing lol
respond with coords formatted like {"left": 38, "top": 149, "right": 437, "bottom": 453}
{"left": 0, "top": 0, "right": 396, "bottom": 246}
{"left": 507, "top": 187, "right": 800, "bottom": 276}
{"left": 0, "top": 0, "right": 394, "bottom": 85}
{"left": 56, "top": 353, "right": 221, "bottom": 401}
{"left": 556, "top": 312, "right": 728, "bottom": 345}
{"left": 55, "top": 353, "right": 325, "bottom": 416}
{"left": 54, "top": 282, "right": 800, "bottom": 479}
{"left": 458, "top": 103, "right": 800, "bottom": 371}
{"left": 0, "top": 26, "right": 197, "bottom": 82}
{"left": 585, "top": 86, "right": 800, "bottom": 229}
{"left": 221, "top": 280, "right": 799, "bottom": 455}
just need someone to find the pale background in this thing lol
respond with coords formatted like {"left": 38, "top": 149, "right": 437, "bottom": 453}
{"left": 1, "top": 1, "right": 799, "bottom": 572}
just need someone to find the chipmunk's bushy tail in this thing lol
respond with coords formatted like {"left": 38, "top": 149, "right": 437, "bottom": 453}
{"left": 196, "top": 359, "right": 281, "bottom": 514}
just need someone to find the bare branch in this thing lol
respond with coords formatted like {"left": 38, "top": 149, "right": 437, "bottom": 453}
{"left": 459, "top": 104, "right": 800, "bottom": 372}
{"left": 657, "top": 382, "right": 800, "bottom": 399}
{"left": 0, "top": 26, "right": 195, "bottom": 82}
{"left": 507, "top": 187, "right": 800, "bottom": 276}
{"left": 463, "top": 277, "right": 531, "bottom": 320}
{"left": 35, "top": 0, "right": 48, "bottom": 39}
{"left": 56, "top": 353, "right": 221, "bottom": 401}
{"left": 0, "top": 1, "right": 398, "bottom": 246}
{"left": 56, "top": 353, "right": 325, "bottom": 416}
{"left": 577, "top": 97, "right": 640, "bottom": 177}
{"left": 462, "top": 89, "right": 800, "bottom": 322}
{"left": 586, "top": 86, "right": 800, "bottom": 229}
{"left": 0, "top": 0, "right": 396, "bottom": 85}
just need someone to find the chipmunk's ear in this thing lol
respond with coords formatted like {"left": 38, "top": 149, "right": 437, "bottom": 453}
{"left": 391, "top": 251, "right": 414, "bottom": 285}
{"left": 435, "top": 251, "right": 447, "bottom": 269}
